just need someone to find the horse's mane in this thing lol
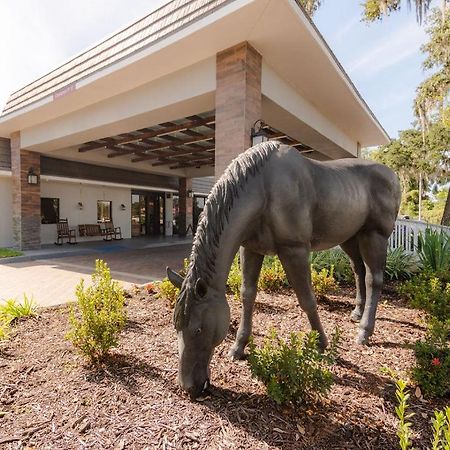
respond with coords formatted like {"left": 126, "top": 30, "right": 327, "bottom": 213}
{"left": 174, "top": 140, "right": 280, "bottom": 330}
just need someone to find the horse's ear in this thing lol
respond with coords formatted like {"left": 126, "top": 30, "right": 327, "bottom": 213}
{"left": 195, "top": 278, "right": 208, "bottom": 298}
{"left": 166, "top": 267, "right": 184, "bottom": 289}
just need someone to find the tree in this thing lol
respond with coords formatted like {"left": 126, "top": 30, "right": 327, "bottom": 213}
{"left": 298, "top": 0, "right": 323, "bottom": 16}
{"left": 362, "top": 0, "right": 433, "bottom": 24}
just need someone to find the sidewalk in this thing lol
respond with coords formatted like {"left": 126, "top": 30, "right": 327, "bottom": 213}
{"left": 0, "top": 238, "right": 191, "bottom": 307}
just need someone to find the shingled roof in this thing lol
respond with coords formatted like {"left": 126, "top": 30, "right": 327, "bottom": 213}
{"left": 2, "top": 0, "right": 230, "bottom": 116}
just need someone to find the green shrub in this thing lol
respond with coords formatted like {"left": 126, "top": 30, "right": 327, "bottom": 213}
{"left": 311, "top": 266, "right": 337, "bottom": 298}
{"left": 227, "top": 255, "right": 242, "bottom": 299}
{"left": 248, "top": 328, "right": 340, "bottom": 405}
{"left": 156, "top": 278, "right": 180, "bottom": 308}
{"left": 394, "top": 379, "right": 450, "bottom": 449}
{"left": 417, "top": 229, "right": 450, "bottom": 279}
{"left": 385, "top": 248, "right": 419, "bottom": 281}
{"left": 258, "top": 256, "right": 288, "bottom": 293}
{"left": 412, "top": 318, "right": 450, "bottom": 398}
{"left": 0, "top": 295, "right": 37, "bottom": 324}
{"left": 399, "top": 273, "right": 450, "bottom": 321}
{"left": 310, "top": 248, "right": 353, "bottom": 284}
{"left": 66, "top": 259, "right": 127, "bottom": 363}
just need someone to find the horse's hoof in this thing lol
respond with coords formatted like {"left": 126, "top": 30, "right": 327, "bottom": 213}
{"left": 228, "top": 347, "right": 245, "bottom": 360}
{"left": 350, "top": 310, "right": 362, "bottom": 322}
{"left": 355, "top": 331, "right": 369, "bottom": 345}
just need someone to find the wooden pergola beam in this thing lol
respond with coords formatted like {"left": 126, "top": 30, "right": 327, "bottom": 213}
{"left": 79, "top": 115, "right": 215, "bottom": 152}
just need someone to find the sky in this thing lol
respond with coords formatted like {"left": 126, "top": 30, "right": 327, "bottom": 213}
{"left": 0, "top": 0, "right": 438, "bottom": 139}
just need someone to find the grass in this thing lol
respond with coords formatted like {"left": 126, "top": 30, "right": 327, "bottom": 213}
{"left": 0, "top": 295, "right": 38, "bottom": 324}
{"left": 0, "top": 248, "right": 23, "bottom": 258}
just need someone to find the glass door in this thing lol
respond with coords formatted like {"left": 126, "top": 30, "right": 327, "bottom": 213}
{"left": 131, "top": 194, "right": 146, "bottom": 237}
{"left": 147, "top": 192, "right": 165, "bottom": 235}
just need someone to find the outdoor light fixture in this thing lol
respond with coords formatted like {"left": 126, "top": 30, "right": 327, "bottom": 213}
{"left": 166, "top": 193, "right": 172, "bottom": 199}
{"left": 120, "top": 203, "right": 126, "bottom": 211}
{"left": 27, "top": 168, "right": 39, "bottom": 185}
{"left": 251, "top": 120, "right": 269, "bottom": 146}
{"left": 77, "top": 202, "right": 84, "bottom": 210}
{"left": 187, "top": 190, "right": 193, "bottom": 198}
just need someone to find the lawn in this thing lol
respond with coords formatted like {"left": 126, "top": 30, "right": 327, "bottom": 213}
{"left": 0, "top": 284, "right": 446, "bottom": 449}
{"left": 0, "top": 248, "right": 22, "bottom": 258}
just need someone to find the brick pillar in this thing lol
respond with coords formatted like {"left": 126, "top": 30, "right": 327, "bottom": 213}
{"left": 11, "top": 132, "right": 41, "bottom": 250}
{"left": 178, "top": 178, "right": 193, "bottom": 236}
{"left": 215, "top": 42, "right": 262, "bottom": 178}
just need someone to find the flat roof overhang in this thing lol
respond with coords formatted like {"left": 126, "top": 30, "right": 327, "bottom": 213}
{"left": 0, "top": 0, "right": 389, "bottom": 149}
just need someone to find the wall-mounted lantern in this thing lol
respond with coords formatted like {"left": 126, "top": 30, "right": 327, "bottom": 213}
{"left": 120, "top": 203, "right": 126, "bottom": 211}
{"left": 166, "top": 193, "right": 172, "bottom": 199}
{"left": 187, "top": 189, "right": 193, "bottom": 198}
{"left": 77, "top": 201, "right": 84, "bottom": 210}
{"left": 27, "top": 168, "right": 39, "bottom": 185}
{"left": 251, "top": 120, "right": 269, "bottom": 146}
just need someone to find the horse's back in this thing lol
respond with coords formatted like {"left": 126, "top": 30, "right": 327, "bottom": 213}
{"left": 260, "top": 144, "right": 400, "bottom": 248}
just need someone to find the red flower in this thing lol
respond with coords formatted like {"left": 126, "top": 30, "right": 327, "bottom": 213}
{"left": 431, "top": 357, "right": 441, "bottom": 366}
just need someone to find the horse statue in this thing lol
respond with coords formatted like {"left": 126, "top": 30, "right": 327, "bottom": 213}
{"left": 167, "top": 140, "right": 401, "bottom": 398}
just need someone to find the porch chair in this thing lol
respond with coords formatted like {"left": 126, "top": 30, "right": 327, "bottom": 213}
{"left": 101, "top": 221, "right": 123, "bottom": 241}
{"left": 55, "top": 219, "right": 77, "bottom": 245}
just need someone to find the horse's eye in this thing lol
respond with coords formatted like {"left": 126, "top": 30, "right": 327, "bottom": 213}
{"left": 194, "top": 328, "right": 202, "bottom": 335}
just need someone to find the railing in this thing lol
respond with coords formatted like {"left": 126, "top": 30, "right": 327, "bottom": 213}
{"left": 389, "top": 219, "right": 450, "bottom": 254}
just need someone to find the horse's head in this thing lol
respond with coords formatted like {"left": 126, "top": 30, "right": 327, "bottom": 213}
{"left": 166, "top": 266, "right": 230, "bottom": 399}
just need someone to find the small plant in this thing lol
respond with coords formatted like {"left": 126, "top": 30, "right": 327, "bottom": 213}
{"left": 385, "top": 248, "right": 419, "bottom": 281}
{"left": 393, "top": 378, "right": 450, "bottom": 450}
{"left": 0, "top": 295, "right": 37, "bottom": 324}
{"left": 311, "top": 266, "right": 337, "bottom": 299}
{"left": 310, "top": 248, "right": 353, "bottom": 284}
{"left": 412, "top": 318, "right": 450, "bottom": 398}
{"left": 417, "top": 229, "right": 450, "bottom": 279}
{"left": 227, "top": 255, "right": 242, "bottom": 299}
{"left": 156, "top": 278, "right": 180, "bottom": 308}
{"left": 395, "top": 379, "right": 415, "bottom": 450}
{"left": 399, "top": 273, "right": 450, "bottom": 321}
{"left": 258, "top": 256, "right": 288, "bottom": 292}
{"left": 66, "top": 259, "right": 127, "bottom": 363}
{"left": 248, "top": 328, "right": 340, "bottom": 405}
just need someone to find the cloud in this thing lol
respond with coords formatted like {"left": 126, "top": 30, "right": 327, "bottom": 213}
{"left": 331, "top": 17, "right": 360, "bottom": 43}
{"left": 345, "top": 22, "right": 426, "bottom": 76}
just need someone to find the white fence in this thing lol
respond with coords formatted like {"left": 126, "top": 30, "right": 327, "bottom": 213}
{"left": 389, "top": 219, "right": 450, "bottom": 254}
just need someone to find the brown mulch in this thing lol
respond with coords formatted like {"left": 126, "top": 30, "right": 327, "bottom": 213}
{"left": 0, "top": 285, "right": 447, "bottom": 449}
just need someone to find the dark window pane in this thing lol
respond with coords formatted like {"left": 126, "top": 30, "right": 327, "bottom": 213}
{"left": 41, "top": 198, "right": 60, "bottom": 224}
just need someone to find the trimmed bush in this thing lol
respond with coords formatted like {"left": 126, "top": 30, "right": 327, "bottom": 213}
{"left": 412, "top": 319, "right": 450, "bottom": 398}
{"left": 399, "top": 273, "right": 450, "bottom": 321}
{"left": 248, "top": 328, "right": 340, "bottom": 405}
{"left": 311, "top": 267, "right": 337, "bottom": 298}
{"left": 157, "top": 278, "right": 180, "bottom": 308}
{"left": 66, "top": 259, "right": 127, "bottom": 363}
{"left": 258, "top": 256, "right": 288, "bottom": 293}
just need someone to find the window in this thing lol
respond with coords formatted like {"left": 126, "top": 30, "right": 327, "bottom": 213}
{"left": 41, "top": 198, "right": 60, "bottom": 224}
{"left": 97, "top": 201, "right": 112, "bottom": 222}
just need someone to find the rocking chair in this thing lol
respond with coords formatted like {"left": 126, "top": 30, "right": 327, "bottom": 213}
{"left": 55, "top": 219, "right": 77, "bottom": 245}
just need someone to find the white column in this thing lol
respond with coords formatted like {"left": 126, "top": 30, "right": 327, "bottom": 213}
{"left": 165, "top": 194, "right": 173, "bottom": 236}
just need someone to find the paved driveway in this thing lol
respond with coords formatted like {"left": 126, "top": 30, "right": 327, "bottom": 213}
{"left": 0, "top": 244, "right": 190, "bottom": 307}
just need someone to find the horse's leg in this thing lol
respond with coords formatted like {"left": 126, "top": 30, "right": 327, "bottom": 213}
{"left": 229, "top": 246, "right": 264, "bottom": 360}
{"left": 340, "top": 237, "right": 366, "bottom": 322}
{"left": 278, "top": 246, "right": 328, "bottom": 350}
{"left": 356, "top": 231, "right": 388, "bottom": 345}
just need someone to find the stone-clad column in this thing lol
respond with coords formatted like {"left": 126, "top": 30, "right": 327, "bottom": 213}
{"left": 11, "top": 131, "right": 41, "bottom": 250}
{"left": 178, "top": 177, "right": 193, "bottom": 236}
{"left": 215, "top": 42, "right": 262, "bottom": 178}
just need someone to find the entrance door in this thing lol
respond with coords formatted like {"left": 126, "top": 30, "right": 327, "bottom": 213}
{"left": 131, "top": 192, "right": 165, "bottom": 237}
{"left": 146, "top": 192, "right": 165, "bottom": 236}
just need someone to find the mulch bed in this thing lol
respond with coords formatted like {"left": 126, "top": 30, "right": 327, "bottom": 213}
{"left": 0, "top": 285, "right": 447, "bottom": 449}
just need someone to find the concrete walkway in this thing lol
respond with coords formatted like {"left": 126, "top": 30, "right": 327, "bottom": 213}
{"left": 0, "top": 237, "right": 191, "bottom": 307}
